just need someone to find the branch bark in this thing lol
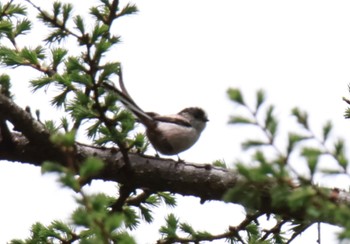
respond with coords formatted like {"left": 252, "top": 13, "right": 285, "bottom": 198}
{"left": 0, "top": 93, "right": 52, "bottom": 145}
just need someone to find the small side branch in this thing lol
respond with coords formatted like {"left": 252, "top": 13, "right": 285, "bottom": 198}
{"left": 0, "top": 93, "right": 51, "bottom": 146}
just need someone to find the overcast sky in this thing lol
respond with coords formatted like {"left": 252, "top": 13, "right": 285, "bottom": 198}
{"left": 1, "top": 0, "right": 350, "bottom": 243}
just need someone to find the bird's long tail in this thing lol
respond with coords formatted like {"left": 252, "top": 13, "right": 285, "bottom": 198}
{"left": 102, "top": 68, "right": 154, "bottom": 127}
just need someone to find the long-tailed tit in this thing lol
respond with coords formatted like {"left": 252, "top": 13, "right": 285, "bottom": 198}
{"left": 103, "top": 73, "right": 208, "bottom": 155}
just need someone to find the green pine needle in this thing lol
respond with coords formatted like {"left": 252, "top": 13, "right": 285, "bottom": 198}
{"left": 227, "top": 88, "right": 245, "bottom": 105}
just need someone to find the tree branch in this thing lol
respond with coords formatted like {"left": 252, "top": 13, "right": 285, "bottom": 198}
{"left": 1, "top": 131, "right": 349, "bottom": 226}
{"left": 0, "top": 94, "right": 52, "bottom": 145}
{"left": 1, "top": 93, "right": 350, "bottom": 229}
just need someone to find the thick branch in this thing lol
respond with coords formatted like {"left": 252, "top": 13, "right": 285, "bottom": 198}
{"left": 0, "top": 94, "right": 65, "bottom": 163}
{"left": 1, "top": 93, "right": 350, "bottom": 228}
{"left": 1, "top": 132, "right": 350, "bottom": 228}
{"left": 0, "top": 94, "right": 52, "bottom": 145}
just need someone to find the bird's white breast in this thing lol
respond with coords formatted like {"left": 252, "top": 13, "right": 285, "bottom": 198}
{"left": 156, "top": 122, "right": 200, "bottom": 152}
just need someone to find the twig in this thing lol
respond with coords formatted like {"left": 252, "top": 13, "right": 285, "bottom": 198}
{"left": 158, "top": 212, "right": 263, "bottom": 244}
{"left": 286, "top": 223, "right": 312, "bottom": 244}
{"left": 343, "top": 97, "right": 350, "bottom": 105}
{"left": 0, "top": 93, "right": 51, "bottom": 145}
{"left": 126, "top": 189, "right": 152, "bottom": 206}
{"left": 111, "top": 184, "right": 135, "bottom": 212}
{"left": 260, "top": 219, "right": 288, "bottom": 241}
{"left": 317, "top": 222, "right": 321, "bottom": 244}
{"left": 24, "top": 0, "right": 81, "bottom": 40}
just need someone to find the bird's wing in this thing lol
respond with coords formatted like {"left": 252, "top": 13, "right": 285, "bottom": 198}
{"left": 152, "top": 114, "right": 192, "bottom": 127}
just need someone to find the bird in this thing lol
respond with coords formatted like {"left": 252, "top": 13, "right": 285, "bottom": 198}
{"left": 102, "top": 70, "right": 208, "bottom": 156}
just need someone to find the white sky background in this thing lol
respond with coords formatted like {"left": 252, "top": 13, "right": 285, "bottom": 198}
{"left": 1, "top": 0, "right": 350, "bottom": 243}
